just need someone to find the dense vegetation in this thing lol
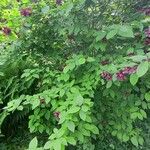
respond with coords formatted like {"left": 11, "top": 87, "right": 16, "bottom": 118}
{"left": 0, "top": 0, "right": 150, "bottom": 149}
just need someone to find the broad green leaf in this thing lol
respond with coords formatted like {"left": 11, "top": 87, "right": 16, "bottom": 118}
{"left": 74, "top": 95, "right": 84, "bottom": 106}
{"left": 140, "top": 109, "right": 147, "bottom": 118}
{"left": 41, "top": 6, "right": 50, "bottom": 14}
{"left": 68, "top": 106, "right": 80, "bottom": 114}
{"left": 122, "top": 134, "right": 129, "bottom": 142}
{"left": 32, "top": 99, "right": 40, "bottom": 110}
{"left": 53, "top": 139, "right": 62, "bottom": 150}
{"left": 96, "top": 31, "right": 106, "bottom": 41}
{"left": 130, "top": 74, "right": 138, "bottom": 86}
{"left": 44, "top": 141, "right": 51, "bottom": 149}
{"left": 87, "top": 57, "right": 95, "bottom": 62}
{"left": 118, "top": 25, "right": 134, "bottom": 38}
{"left": 29, "top": 137, "right": 38, "bottom": 149}
{"left": 130, "top": 112, "right": 138, "bottom": 119}
{"left": 145, "top": 92, "right": 150, "bottom": 101}
{"left": 138, "top": 136, "right": 144, "bottom": 145}
{"left": 59, "top": 112, "right": 66, "bottom": 124}
{"left": 67, "top": 121, "right": 75, "bottom": 132}
{"left": 137, "top": 61, "right": 149, "bottom": 77}
{"left": 106, "top": 81, "right": 112, "bottom": 88}
{"left": 78, "top": 57, "right": 86, "bottom": 65}
{"left": 91, "top": 125, "right": 99, "bottom": 134}
{"left": 0, "top": 72, "right": 4, "bottom": 76}
{"left": 106, "top": 29, "right": 118, "bottom": 39}
{"left": 81, "top": 105, "right": 89, "bottom": 112}
{"left": 131, "top": 136, "right": 138, "bottom": 147}
{"left": 67, "top": 137, "right": 76, "bottom": 145}
{"left": 79, "top": 110, "right": 86, "bottom": 121}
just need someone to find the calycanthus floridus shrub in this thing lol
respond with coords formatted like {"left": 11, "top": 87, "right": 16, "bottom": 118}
{"left": 0, "top": 0, "right": 150, "bottom": 150}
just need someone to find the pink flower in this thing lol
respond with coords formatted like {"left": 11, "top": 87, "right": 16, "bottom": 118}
{"left": 116, "top": 71, "right": 126, "bottom": 81}
{"left": 101, "top": 60, "right": 109, "bottom": 65}
{"left": 145, "top": 28, "right": 150, "bottom": 38}
{"left": 2, "top": 27, "right": 11, "bottom": 35}
{"left": 20, "top": 8, "right": 32, "bottom": 17}
{"left": 144, "top": 38, "right": 150, "bottom": 45}
{"left": 139, "top": 8, "right": 150, "bottom": 16}
{"left": 101, "top": 72, "right": 112, "bottom": 80}
{"left": 56, "top": 0, "right": 62, "bottom": 5}
{"left": 127, "top": 52, "right": 135, "bottom": 57}
{"left": 122, "top": 66, "right": 137, "bottom": 75}
{"left": 53, "top": 112, "right": 60, "bottom": 118}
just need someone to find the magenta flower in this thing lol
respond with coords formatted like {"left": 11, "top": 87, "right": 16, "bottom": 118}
{"left": 101, "top": 72, "right": 112, "bottom": 80}
{"left": 20, "top": 8, "right": 32, "bottom": 17}
{"left": 101, "top": 60, "right": 109, "bottom": 65}
{"left": 116, "top": 71, "right": 126, "bottom": 81}
{"left": 139, "top": 8, "right": 150, "bottom": 16}
{"left": 144, "top": 38, "right": 150, "bottom": 45}
{"left": 53, "top": 112, "right": 60, "bottom": 118}
{"left": 2, "top": 27, "right": 11, "bottom": 35}
{"left": 122, "top": 66, "right": 137, "bottom": 75}
{"left": 145, "top": 28, "right": 150, "bottom": 38}
{"left": 56, "top": 0, "right": 62, "bottom": 5}
{"left": 127, "top": 52, "right": 135, "bottom": 57}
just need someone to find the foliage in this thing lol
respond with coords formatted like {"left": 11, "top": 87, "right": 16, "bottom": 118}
{"left": 0, "top": 0, "right": 150, "bottom": 150}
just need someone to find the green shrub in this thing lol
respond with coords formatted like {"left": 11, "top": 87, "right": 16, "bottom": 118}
{"left": 0, "top": 0, "right": 150, "bottom": 149}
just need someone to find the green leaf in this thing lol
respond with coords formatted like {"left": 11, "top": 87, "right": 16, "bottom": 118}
{"left": 138, "top": 136, "right": 144, "bottom": 145}
{"left": 41, "top": 6, "right": 50, "bottom": 14}
{"left": 29, "top": 137, "right": 38, "bottom": 149}
{"left": 0, "top": 72, "right": 4, "bottom": 76}
{"left": 78, "top": 57, "right": 86, "bottom": 65}
{"left": 106, "top": 81, "right": 112, "bottom": 88}
{"left": 140, "top": 109, "right": 147, "bottom": 118}
{"left": 91, "top": 125, "right": 99, "bottom": 134}
{"left": 118, "top": 25, "right": 134, "bottom": 38}
{"left": 106, "top": 29, "right": 118, "bottom": 39}
{"left": 137, "top": 61, "right": 149, "bottom": 77}
{"left": 44, "top": 141, "right": 51, "bottom": 149}
{"left": 81, "top": 105, "right": 89, "bottom": 112}
{"left": 130, "top": 112, "right": 138, "bottom": 119}
{"left": 74, "top": 95, "right": 84, "bottom": 106}
{"left": 87, "top": 57, "right": 95, "bottom": 62}
{"left": 53, "top": 140, "right": 62, "bottom": 150}
{"left": 130, "top": 74, "right": 139, "bottom": 86}
{"left": 67, "top": 137, "right": 76, "bottom": 145}
{"left": 79, "top": 110, "right": 86, "bottom": 121}
{"left": 63, "top": 63, "right": 75, "bottom": 73}
{"left": 145, "top": 92, "right": 150, "bottom": 102}
{"left": 131, "top": 136, "right": 138, "bottom": 147}
{"left": 68, "top": 106, "right": 80, "bottom": 114}
{"left": 32, "top": 99, "right": 40, "bottom": 110}
{"left": 122, "top": 134, "right": 129, "bottom": 142}
{"left": 96, "top": 31, "right": 106, "bottom": 41}
{"left": 67, "top": 121, "right": 75, "bottom": 132}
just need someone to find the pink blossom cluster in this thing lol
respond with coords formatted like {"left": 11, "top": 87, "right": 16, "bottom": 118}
{"left": 20, "top": 8, "right": 32, "bottom": 17}
{"left": 145, "top": 28, "right": 150, "bottom": 38}
{"left": 144, "top": 28, "right": 150, "bottom": 45}
{"left": 144, "top": 38, "right": 150, "bottom": 45}
{"left": 101, "top": 66, "right": 137, "bottom": 81}
{"left": 101, "top": 60, "right": 110, "bottom": 65}
{"left": 101, "top": 72, "right": 112, "bottom": 80}
{"left": 139, "top": 8, "right": 150, "bottom": 16}
{"left": 2, "top": 27, "right": 11, "bottom": 35}
{"left": 56, "top": 0, "right": 62, "bottom": 5}
{"left": 116, "top": 66, "right": 137, "bottom": 80}
{"left": 53, "top": 112, "right": 60, "bottom": 118}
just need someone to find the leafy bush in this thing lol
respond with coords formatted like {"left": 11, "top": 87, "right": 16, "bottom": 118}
{"left": 0, "top": 0, "right": 150, "bottom": 150}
